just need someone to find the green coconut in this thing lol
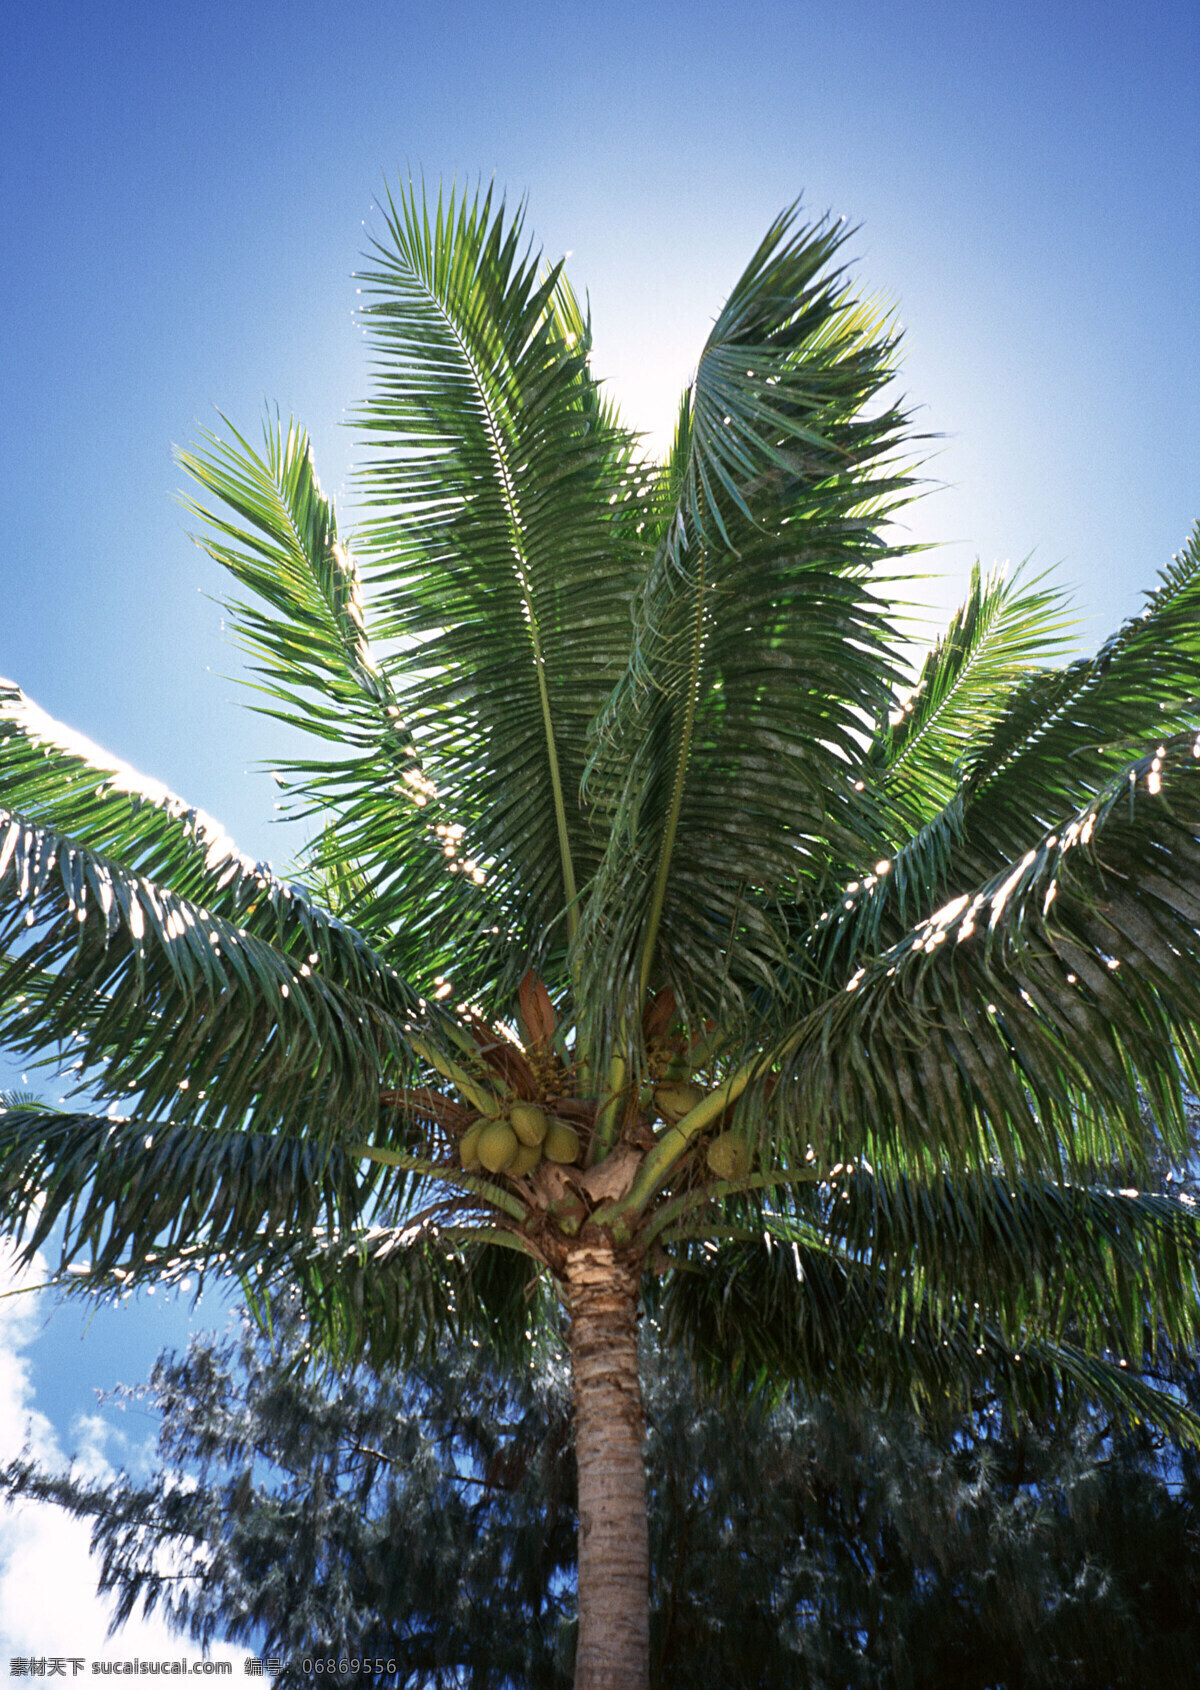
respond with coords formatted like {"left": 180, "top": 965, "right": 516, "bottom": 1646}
{"left": 543, "top": 1118, "right": 581, "bottom": 1165}
{"left": 478, "top": 1117, "right": 520, "bottom": 1173}
{"left": 509, "top": 1139, "right": 544, "bottom": 1178}
{"left": 458, "top": 1119, "right": 484, "bottom": 1170}
{"left": 705, "top": 1132, "right": 752, "bottom": 1182}
{"left": 510, "top": 1102, "right": 548, "bottom": 1147}
{"left": 654, "top": 1081, "right": 705, "bottom": 1122}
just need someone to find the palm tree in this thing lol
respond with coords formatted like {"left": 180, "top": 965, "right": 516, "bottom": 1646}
{"left": 3, "top": 181, "right": 1200, "bottom": 1689}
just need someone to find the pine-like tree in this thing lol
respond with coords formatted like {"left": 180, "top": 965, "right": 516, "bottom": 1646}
{"left": 6, "top": 1301, "right": 1200, "bottom": 1688}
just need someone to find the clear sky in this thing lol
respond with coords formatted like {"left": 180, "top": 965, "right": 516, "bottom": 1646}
{"left": 1, "top": 0, "right": 1198, "bottom": 1652}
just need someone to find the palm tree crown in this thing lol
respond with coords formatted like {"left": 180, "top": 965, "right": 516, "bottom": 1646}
{"left": 3, "top": 181, "right": 1200, "bottom": 1689}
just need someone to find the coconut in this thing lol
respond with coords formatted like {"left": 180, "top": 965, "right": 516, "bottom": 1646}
{"left": 510, "top": 1102, "right": 548, "bottom": 1147}
{"left": 543, "top": 1118, "right": 581, "bottom": 1165}
{"left": 477, "top": 1117, "right": 519, "bottom": 1173}
{"left": 653, "top": 1081, "right": 705, "bottom": 1122}
{"left": 705, "top": 1132, "right": 752, "bottom": 1182}
{"left": 509, "top": 1139, "right": 543, "bottom": 1177}
{"left": 459, "top": 1119, "right": 484, "bottom": 1170}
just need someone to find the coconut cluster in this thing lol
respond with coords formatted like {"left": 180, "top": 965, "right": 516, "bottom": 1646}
{"left": 458, "top": 1101, "right": 581, "bottom": 1177}
{"left": 436, "top": 984, "right": 755, "bottom": 1192}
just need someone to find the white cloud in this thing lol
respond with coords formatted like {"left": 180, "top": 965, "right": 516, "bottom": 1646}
{"left": 0, "top": 1239, "right": 234, "bottom": 1663}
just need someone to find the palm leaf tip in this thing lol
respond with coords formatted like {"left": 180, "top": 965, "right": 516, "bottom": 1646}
{"left": 0, "top": 678, "right": 258, "bottom": 885}
{"left": 177, "top": 415, "right": 394, "bottom": 735}
{"left": 874, "top": 560, "right": 1076, "bottom": 830}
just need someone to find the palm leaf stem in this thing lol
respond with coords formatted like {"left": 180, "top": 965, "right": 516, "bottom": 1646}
{"left": 407, "top": 1035, "right": 503, "bottom": 1118}
{"left": 591, "top": 1053, "right": 628, "bottom": 1157}
{"left": 635, "top": 548, "right": 707, "bottom": 1016}
{"left": 502, "top": 508, "right": 581, "bottom": 946}
{"left": 530, "top": 635, "right": 580, "bottom": 947}
{"left": 326, "top": 1217, "right": 546, "bottom": 1266}
{"left": 0, "top": 1279, "right": 60, "bottom": 1303}
{"left": 432, "top": 1225, "right": 545, "bottom": 1258}
{"left": 602, "top": 1060, "right": 761, "bottom": 1227}
{"left": 347, "top": 1140, "right": 527, "bottom": 1221}
{"left": 663, "top": 1224, "right": 771, "bottom": 1247}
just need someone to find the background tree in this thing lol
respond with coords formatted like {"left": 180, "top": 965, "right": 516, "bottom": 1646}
{"left": 7, "top": 1298, "right": 1200, "bottom": 1689}
{"left": 3, "top": 181, "right": 1200, "bottom": 1689}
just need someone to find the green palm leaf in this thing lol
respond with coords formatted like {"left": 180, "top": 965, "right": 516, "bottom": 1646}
{"left": 1, "top": 676, "right": 271, "bottom": 902}
{"left": 813, "top": 1168, "right": 1200, "bottom": 1362}
{"left": 881, "top": 529, "right": 1200, "bottom": 931}
{"left": 179, "top": 418, "right": 508, "bottom": 998}
{"left": 769, "top": 732, "right": 1200, "bottom": 1174}
{"left": 0, "top": 808, "right": 419, "bottom": 1134}
{"left": 355, "top": 180, "right": 647, "bottom": 957}
{"left": 179, "top": 414, "right": 391, "bottom": 754}
{"left": 1, "top": 673, "right": 408, "bottom": 973}
{"left": 576, "top": 207, "right": 915, "bottom": 1059}
{"left": 0, "top": 1106, "right": 386, "bottom": 1280}
{"left": 812, "top": 532, "right": 1200, "bottom": 981}
{"left": 870, "top": 560, "right": 1073, "bottom": 832}
{"left": 656, "top": 1166, "right": 1200, "bottom": 1366}
{"left": 276, "top": 1224, "right": 553, "bottom": 1374}
{"left": 958, "top": 528, "right": 1200, "bottom": 859}
{"left": 0, "top": 1105, "right": 533, "bottom": 1344}
{"left": 661, "top": 1227, "right": 1200, "bottom": 1444}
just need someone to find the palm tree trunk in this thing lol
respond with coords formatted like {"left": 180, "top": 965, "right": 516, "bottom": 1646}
{"left": 565, "top": 1240, "right": 649, "bottom": 1690}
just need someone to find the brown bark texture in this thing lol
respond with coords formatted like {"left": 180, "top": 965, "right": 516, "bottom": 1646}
{"left": 565, "top": 1240, "right": 650, "bottom": 1690}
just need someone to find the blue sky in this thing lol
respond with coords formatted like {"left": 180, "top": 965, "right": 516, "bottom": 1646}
{"left": 0, "top": 0, "right": 1198, "bottom": 1652}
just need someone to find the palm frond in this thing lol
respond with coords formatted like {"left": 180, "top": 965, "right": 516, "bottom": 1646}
{"left": 0, "top": 676, "right": 409, "bottom": 976}
{"left": 576, "top": 206, "right": 916, "bottom": 1061}
{"left": 810, "top": 1168, "right": 1200, "bottom": 1362}
{"left": 0, "top": 1104, "right": 541, "bottom": 1368}
{"left": 870, "top": 561, "right": 1073, "bottom": 831}
{"left": 893, "top": 528, "right": 1200, "bottom": 921}
{"left": 809, "top": 530, "right": 1200, "bottom": 976}
{"left": 179, "top": 414, "right": 391, "bottom": 755}
{"left": 766, "top": 732, "right": 1200, "bottom": 1174}
{"left": 0, "top": 1105, "right": 387, "bottom": 1281}
{"left": 957, "top": 527, "right": 1200, "bottom": 860}
{"left": 179, "top": 418, "right": 510, "bottom": 1000}
{"left": 660, "top": 1232, "right": 1200, "bottom": 1443}
{"left": 0, "top": 808, "right": 419, "bottom": 1134}
{"left": 257, "top": 1222, "right": 554, "bottom": 1376}
{"left": 354, "top": 179, "right": 648, "bottom": 958}
{"left": 662, "top": 1164, "right": 1200, "bottom": 1368}
{"left": 1, "top": 676, "right": 272, "bottom": 903}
